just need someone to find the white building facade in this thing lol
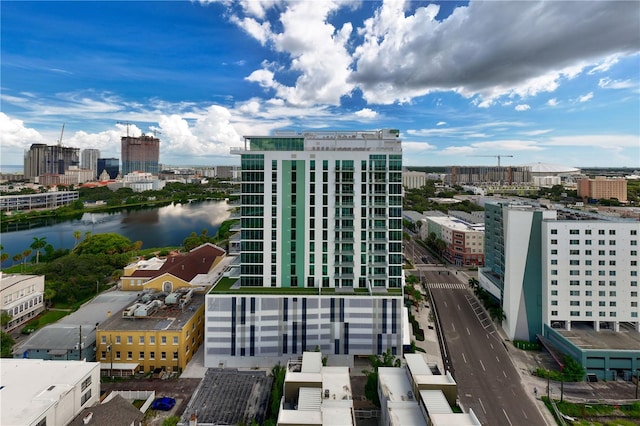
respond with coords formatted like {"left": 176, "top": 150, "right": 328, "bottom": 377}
{"left": 541, "top": 220, "right": 640, "bottom": 332}
{"left": 1, "top": 273, "right": 45, "bottom": 332}
{"left": 206, "top": 130, "right": 404, "bottom": 367}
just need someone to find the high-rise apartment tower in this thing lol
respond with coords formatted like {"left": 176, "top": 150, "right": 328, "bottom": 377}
{"left": 121, "top": 135, "right": 160, "bottom": 175}
{"left": 205, "top": 129, "right": 405, "bottom": 367}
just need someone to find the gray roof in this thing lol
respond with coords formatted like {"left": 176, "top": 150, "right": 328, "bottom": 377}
{"left": 69, "top": 394, "right": 143, "bottom": 426}
{"left": 14, "top": 323, "right": 95, "bottom": 352}
{"left": 181, "top": 369, "right": 272, "bottom": 425}
{"left": 59, "top": 292, "right": 139, "bottom": 327}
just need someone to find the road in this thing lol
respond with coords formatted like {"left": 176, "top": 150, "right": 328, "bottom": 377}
{"left": 422, "top": 269, "right": 547, "bottom": 426}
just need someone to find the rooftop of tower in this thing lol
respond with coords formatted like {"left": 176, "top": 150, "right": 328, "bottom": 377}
{"left": 232, "top": 129, "right": 401, "bottom": 153}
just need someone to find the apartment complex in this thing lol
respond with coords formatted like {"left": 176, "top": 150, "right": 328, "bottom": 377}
{"left": 577, "top": 176, "right": 627, "bottom": 202}
{"left": 0, "top": 191, "right": 79, "bottom": 212}
{"left": 403, "top": 170, "right": 427, "bottom": 189}
{"left": 480, "top": 201, "right": 640, "bottom": 379}
{"left": 24, "top": 143, "right": 80, "bottom": 181}
{"left": 205, "top": 129, "right": 404, "bottom": 367}
{"left": 121, "top": 134, "right": 160, "bottom": 175}
{"left": 1, "top": 273, "right": 45, "bottom": 332}
{"left": 424, "top": 215, "right": 485, "bottom": 267}
{"left": 445, "top": 165, "right": 531, "bottom": 185}
{"left": 81, "top": 148, "right": 100, "bottom": 178}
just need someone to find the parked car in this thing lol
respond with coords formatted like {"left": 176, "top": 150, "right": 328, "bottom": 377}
{"left": 151, "top": 397, "right": 176, "bottom": 411}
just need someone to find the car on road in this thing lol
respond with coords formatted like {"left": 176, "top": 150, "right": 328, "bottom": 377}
{"left": 151, "top": 397, "right": 176, "bottom": 411}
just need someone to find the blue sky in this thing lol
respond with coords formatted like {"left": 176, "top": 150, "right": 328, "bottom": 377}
{"left": 1, "top": 0, "right": 639, "bottom": 169}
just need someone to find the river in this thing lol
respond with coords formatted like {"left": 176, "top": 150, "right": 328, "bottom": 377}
{"left": 0, "top": 200, "right": 233, "bottom": 265}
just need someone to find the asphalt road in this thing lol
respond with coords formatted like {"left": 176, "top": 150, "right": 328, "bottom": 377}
{"left": 423, "top": 269, "right": 547, "bottom": 426}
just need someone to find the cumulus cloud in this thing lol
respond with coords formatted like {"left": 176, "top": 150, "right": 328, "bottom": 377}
{"left": 515, "top": 104, "right": 530, "bottom": 111}
{"left": 436, "top": 121, "right": 447, "bottom": 126}
{"left": 547, "top": 98, "right": 559, "bottom": 106}
{"left": 350, "top": 1, "right": 640, "bottom": 105}
{"left": 354, "top": 108, "right": 377, "bottom": 119}
{"left": 0, "top": 112, "right": 44, "bottom": 149}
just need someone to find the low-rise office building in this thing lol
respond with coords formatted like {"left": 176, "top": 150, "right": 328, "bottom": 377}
{"left": 424, "top": 215, "right": 485, "bottom": 267}
{"left": 1, "top": 273, "right": 45, "bottom": 332}
{"left": 0, "top": 359, "right": 100, "bottom": 426}
{"left": 96, "top": 289, "right": 207, "bottom": 375}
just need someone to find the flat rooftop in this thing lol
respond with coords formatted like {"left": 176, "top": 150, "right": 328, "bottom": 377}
{"left": 180, "top": 369, "right": 272, "bottom": 425}
{"left": 555, "top": 326, "right": 640, "bottom": 351}
{"left": 97, "top": 293, "right": 205, "bottom": 332}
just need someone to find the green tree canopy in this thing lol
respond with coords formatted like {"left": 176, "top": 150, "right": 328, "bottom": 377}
{"left": 73, "top": 233, "right": 136, "bottom": 255}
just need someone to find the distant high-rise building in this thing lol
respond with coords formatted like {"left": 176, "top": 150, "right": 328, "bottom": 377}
{"left": 121, "top": 135, "right": 160, "bottom": 175}
{"left": 577, "top": 176, "right": 627, "bottom": 202}
{"left": 81, "top": 149, "right": 100, "bottom": 178}
{"left": 205, "top": 129, "right": 404, "bottom": 367}
{"left": 97, "top": 158, "right": 119, "bottom": 180}
{"left": 24, "top": 143, "right": 80, "bottom": 181}
{"left": 446, "top": 165, "right": 531, "bottom": 185}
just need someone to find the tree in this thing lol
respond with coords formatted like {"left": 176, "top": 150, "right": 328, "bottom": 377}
{"left": 362, "top": 348, "right": 401, "bottom": 406}
{"left": 74, "top": 233, "right": 135, "bottom": 255}
{"left": 1, "top": 331, "right": 14, "bottom": 357}
{"left": 0, "top": 245, "right": 9, "bottom": 265}
{"left": 73, "top": 230, "right": 82, "bottom": 247}
{"left": 30, "top": 237, "right": 47, "bottom": 264}
{"left": 1, "top": 311, "right": 11, "bottom": 327}
{"left": 22, "top": 249, "right": 32, "bottom": 269}
{"left": 12, "top": 253, "right": 22, "bottom": 267}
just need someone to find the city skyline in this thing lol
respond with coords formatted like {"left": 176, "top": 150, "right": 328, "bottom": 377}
{"left": 1, "top": 1, "right": 639, "bottom": 168}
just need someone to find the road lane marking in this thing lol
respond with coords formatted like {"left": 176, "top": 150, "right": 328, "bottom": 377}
{"left": 443, "top": 301, "right": 448, "bottom": 308}
{"left": 490, "top": 343, "right": 494, "bottom": 349}
{"left": 479, "top": 398, "right": 487, "bottom": 414}
{"left": 496, "top": 356, "right": 500, "bottom": 363}
{"left": 503, "top": 409, "right": 513, "bottom": 426}
{"left": 457, "top": 303, "right": 461, "bottom": 311}
{"left": 522, "top": 409, "right": 528, "bottom": 419}
{"left": 462, "top": 352, "right": 467, "bottom": 363}
{"left": 479, "top": 359, "right": 486, "bottom": 371}
{"left": 466, "top": 327, "right": 471, "bottom": 335}
{"left": 502, "top": 370, "right": 507, "bottom": 378}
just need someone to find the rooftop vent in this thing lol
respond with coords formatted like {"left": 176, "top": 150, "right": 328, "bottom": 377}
{"left": 324, "top": 389, "right": 330, "bottom": 399}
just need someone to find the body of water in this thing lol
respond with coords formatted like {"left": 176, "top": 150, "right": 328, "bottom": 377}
{"left": 0, "top": 200, "right": 232, "bottom": 265}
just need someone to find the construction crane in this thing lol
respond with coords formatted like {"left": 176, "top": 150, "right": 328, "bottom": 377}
{"left": 117, "top": 121, "right": 132, "bottom": 137}
{"left": 57, "top": 123, "right": 65, "bottom": 146}
{"left": 150, "top": 128, "right": 162, "bottom": 138}
{"left": 470, "top": 154, "right": 514, "bottom": 169}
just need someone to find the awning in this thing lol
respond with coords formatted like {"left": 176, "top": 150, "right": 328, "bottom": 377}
{"left": 100, "top": 362, "right": 139, "bottom": 371}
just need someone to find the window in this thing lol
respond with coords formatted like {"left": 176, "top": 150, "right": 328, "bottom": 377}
{"left": 161, "top": 352, "right": 166, "bottom": 360}
{"left": 632, "top": 229, "right": 638, "bottom": 235}
{"left": 585, "top": 229, "right": 592, "bottom": 235}
{"left": 551, "top": 240, "right": 557, "bottom": 245}
{"left": 139, "top": 336, "right": 144, "bottom": 344}
{"left": 609, "top": 240, "right": 616, "bottom": 245}
{"left": 173, "top": 351, "right": 178, "bottom": 360}
{"left": 81, "top": 376, "right": 92, "bottom": 391}
{"left": 570, "top": 280, "right": 580, "bottom": 286}
{"left": 115, "top": 336, "right": 120, "bottom": 344}
{"left": 161, "top": 336, "right": 167, "bottom": 344}
{"left": 570, "top": 250, "right": 580, "bottom": 255}
{"left": 570, "top": 290, "right": 580, "bottom": 296}
{"left": 150, "top": 352, "right": 155, "bottom": 360}
{"left": 115, "top": 351, "right": 120, "bottom": 360}
{"left": 551, "top": 249, "right": 558, "bottom": 255}
{"left": 551, "top": 229, "right": 558, "bottom": 234}
{"left": 570, "top": 260, "right": 580, "bottom": 265}
{"left": 570, "top": 311, "right": 580, "bottom": 316}
{"left": 127, "top": 336, "right": 132, "bottom": 344}
{"left": 173, "top": 336, "right": 179, "bottom": 345}
{"left": 551, "top": 311, "right": 558, "bottom": 316}
{"left": 551, "top": 270, "right": 558, "bottom": 275}
{"left": 127, "top": 351, "right": 132, "bottom": 360}
{"left": 570, "top": 229, "right": 579, "bottom": 235}
{"left": 585, "top": 291, "right": 592, "bottom": 296}
{"left": 610, "top": 291, "right": 616, "bottom": 297}
{"left": 609, "top": 230, "right": 615, "bottom": 235}
{"left": 610, "top": 250, "right": 616, "bottom": 256}
{"left": 81, "top": 389, "right": 92, "bottom": 406}
{"left": 551, "top": 259, "right": 558, "bottom": 265}
{"left": 570, "top": 301, "right": 580, "bottom": 306}
{"left": 101, "top": 336, "right": 106, "bottom": 344}
{"left": 610, "top": 301, "right": 617, "bottom": 307}
{"left": 551, "top": 280, "right": 558, "bottom": 286}
{"left": 551, "top": 300, "right": 558, "bottom": 306}
{"left": 599, "top": 230, "right": 605, "bottom": 235}
{"left": 551, "top": 290, "right": 558, "bottom": 296}
{"left": 139, "top": 352, "right": 144, "bottom": 360}
{"left": 101, "top": 351, "right": 106, "bottom": 359}
{"left": 150, "top": 336, "right": 155, "bottom": 344}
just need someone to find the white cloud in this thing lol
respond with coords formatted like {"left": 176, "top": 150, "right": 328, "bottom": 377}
{"left": 577, "top": 92, "right": 594, "bottom": 103}
{"left": 598, "top": 78, "right": 636, "bottom": 90}
{"left": 547, "top": 98, "right": 558, "bottom": 106}
{"left": 515, "top": 104, "right": 530, "bottom": 111}
{"left": 588, "top": 55, "right": 620, "bottom": 74}
{"left": 351, "top": 1, "right": 640, "bottom": 105}
{"left": 436, "top": 121, "right": 447, "bottom": 126}
{"left": 542, "top": 134, "right": 639, "bottom": 149}
{"left": 0, "top": 112, "right": 44, "bottom": 150}
{"left": 471, "top": 140, "right": 543, "bottom": 151}
{"left": 521, "top": 129, "right": 553, "bottom": 136}
{"left": 354, "top": 108, "right": 377, "bottom": 119}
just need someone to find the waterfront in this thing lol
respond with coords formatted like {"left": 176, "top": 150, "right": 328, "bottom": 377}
{"left": 0, "top": 200, "right": 232, "bottom": 263}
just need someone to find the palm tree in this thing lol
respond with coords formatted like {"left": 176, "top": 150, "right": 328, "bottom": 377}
{"left": 0, "top": 245, "right": 9, "bottom": 266}
{"left": 22, "top": 249, "right": 32, "bottom": 268}
{"left": 73, "top": 230, "right": 82, "bottom": 247}
{"left": 12, "top": 253, "right": 22, "bottom": 268}
{"left": 30, "top": 237, "right": 47, "bottom": 265}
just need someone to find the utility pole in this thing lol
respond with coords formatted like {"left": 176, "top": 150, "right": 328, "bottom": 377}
{"left": 78, "top": 325, "right": 82, "bottom": 360}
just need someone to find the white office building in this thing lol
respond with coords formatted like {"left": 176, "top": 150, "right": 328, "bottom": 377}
{"left": 206, "top": 130, "right": 404, "bottom": 367}
{"left": 0, "top": 359, "right": 100, "bottom": 426}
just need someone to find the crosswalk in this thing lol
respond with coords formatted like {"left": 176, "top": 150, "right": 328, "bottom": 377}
{"left": 426, "top": 282, "right": 469, "bottom": 290}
